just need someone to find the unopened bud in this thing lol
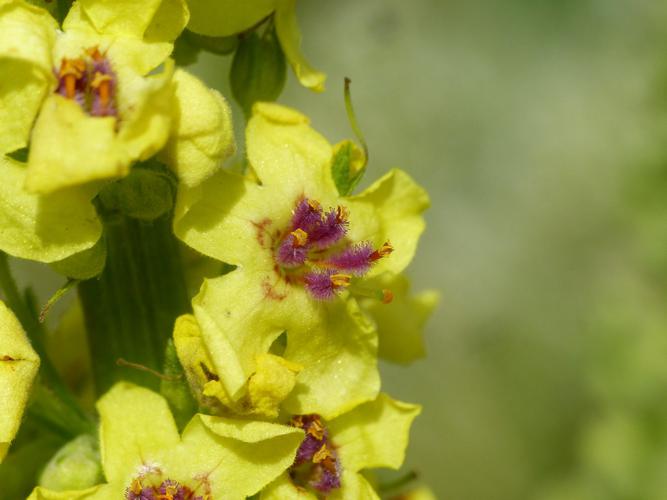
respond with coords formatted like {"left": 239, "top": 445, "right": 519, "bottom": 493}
{"left": 230, "top": 26, "right": 287, "bottom": 117}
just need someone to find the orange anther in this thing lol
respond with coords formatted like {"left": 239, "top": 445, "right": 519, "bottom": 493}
{"left": 290, "top": 228, "right": 309, "bottom": 247}
{"left": 336, "top": 205, "right": 350, "bottom": 223}
{"left": 370, "top": 241, "right": 393, "bottom": 261}
{"left": 381, "top": 289, "right": 394, "bottom": 304}
{"left": 313, "top": 443, "right": 334, "bottom": 464}
{"left": 330, "top": 273, "right": 351, "bottom": 288}
{"left": 306, "top": 417, "right": 325, "bottom": 440}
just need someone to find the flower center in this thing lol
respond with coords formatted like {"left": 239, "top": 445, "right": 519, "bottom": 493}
{"left": 125, "top": 471, "right": 211, "bottom": 500}
{"left": 272, "top": 197, "right": 393, "bottom": 301}
{"left": 289, "top": 414, "right": 342, "bottom": 494}
{"left": 56, "top": 46, "right": 118, "bottom": 117}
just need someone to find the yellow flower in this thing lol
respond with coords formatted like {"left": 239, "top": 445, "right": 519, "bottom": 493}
{"left": 29, "top": 382, "right": 304, "bottom": 499}
{"left": 262, "top": 394, "right": 421, "bottom": 499}
{"left": 0, "top": 1, "right": 234, "bottom": 272}
{"left": 174, "top": 102, "right": 429, "bottom": 420}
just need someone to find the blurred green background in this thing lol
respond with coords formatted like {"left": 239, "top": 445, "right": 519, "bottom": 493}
{"left": 197, "top": 0, "right": 663, "bottom": 498}
{"left": 11, "top": 0, "right": 667, "bottom": 498}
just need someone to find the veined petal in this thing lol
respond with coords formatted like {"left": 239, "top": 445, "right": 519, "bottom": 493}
{"left": 172, "top": 414, "right": 303, "bottom": 498}
{"left": 174, "top": 169, "right": 283, "bottom": 265}
{"left": 283, "top": 297, "right": 380, "bottom": 420}
{"left": 77, "top": 0, "right": 188, "bottom": 41}
{"left": 362, "top": 273, "right": 439, "bottom": 364}
{"left": 186, "top": 0, "right": 276, "bottom": 37}
{"left": 26, "top": 95, "right": 126, "bottom": 193}
{"left": 160, "top": 69, "right": 235, "bottom": 187}
{"left": 97, "top": 382, "right": 180, "bottom": 483}
{"left": 192, "top": 267, "right": 319, "bottom": 401}
{"left": 329, "top": 394, "right": 421, "bottom": 473}
{"left": 0, "top": 300, "right": 40, "bottom": 462}
{"left": 0, "top": 156, "right": 102, "bottom": 263}
{"left": 345, "top": 169, "right": 429, "bottom": 276}
{"left": 247, "top": 102, "right": 336, "bottom": 202}
{"left": 0, "top": 0, "right": 56, "bottom": 153}
{"left": 274, "top": 0, "right": 325, "bottom": 92}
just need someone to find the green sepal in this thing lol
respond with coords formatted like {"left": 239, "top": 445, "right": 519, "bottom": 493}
{"left": 49, "top": 237, "right": 107, "bottom": 280}
{"left": 160, "top": 339, "right": 198, "bottom": 430}
{"left": 172, "top": 33, "right": 200, "bottom": 67}
{"left": 331, "top": 139, "right": 366, "bottom": 196}
{"left": 186, "top": 30, "right": 239, "bottom": 55}
{"left": 230, "top": 27, "right": 286, "bottom": 117}
{"left": 96, "top": 160, "right": 177, "bottom": 221}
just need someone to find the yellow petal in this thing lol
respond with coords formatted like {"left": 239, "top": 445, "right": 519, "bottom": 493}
{"left": 159, "top": 69, "right": 235, "bottom": 187}
{"left": 274, "top": 0, "right": 326, "bottom": 91}
{"left": 172, "top": 414, "right": 304, "bottom": 498}
{"left": 192, "top": 267, "right": 319, "bottom": 401}
{"left": 247, "top": 353, "right": 302, "bottom": 418}
{"left": 345, "top": 169, "right": 430, "bottom": 276}
{"left": 0, "top": 300, "right": 40, "bottom": 462}
{"left": 260, "top": 473, "right": 318, "bottom": 500}
{"left": 0, "top": 155, "right": 102, "bottom": 263}
{"left": 329, "top": 473, "right": 380, "bottom": 500}
{"left": 77, "top": 0, "right": 188, "bottom": 41}
{"left": 283, "top": 297, "right": 380, "bottom": 420}
{"left": 247, "top": 102, "right": 336, "bottom": 202}
{"left": 186, "top": 0, "right": 276, "bottom": 37}
{"left": 117, "top": 59, "right": 175, "bottom": 163}
{"left": 174, "top": 169, "right": 280, "bottom": 265}
{"left": 97, "top": 382, "right": 180, "bottom": 483}
{"left": 329, "top": 393, "right": 421, "bottom": 473}
{"left": 26, "top": 95, "right": 126, "bottom": 194}
{"left": 61, "top": 8, "right": 173, "bottom": 75}
{"left": 0, "top": 0, "right": 56, "bottom": 153}
{"left": 362, "top": 273, "right": 439, "bottom": 364}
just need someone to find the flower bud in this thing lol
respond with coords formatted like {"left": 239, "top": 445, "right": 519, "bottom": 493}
{"left": 38, "top": 435, "right": 103, "bottom": 491}
{"left": 96, "top": 162, "right": 175, "bottom": 221}
{"left": 230, "top": 27, "right": 287, "bottom": 117}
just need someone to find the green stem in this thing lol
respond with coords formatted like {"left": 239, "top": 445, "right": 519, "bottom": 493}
{"left": 78, "top": 213, "right": 190, "bottom": 396}
{"left": 0, "top": 252, "right": 95, "bottom": 438}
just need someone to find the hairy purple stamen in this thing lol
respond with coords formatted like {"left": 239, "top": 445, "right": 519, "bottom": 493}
{"left": 327, "top": 242, "right": 374, "bottom": 275}
{"left": 303, "top": 271, "right": 346, "bottom": 301}
{"left": 276, "top": 233, "right": 309, "bottom": 268}
{"left": 307, "top": 207, "right": 348, "bottom": 249}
